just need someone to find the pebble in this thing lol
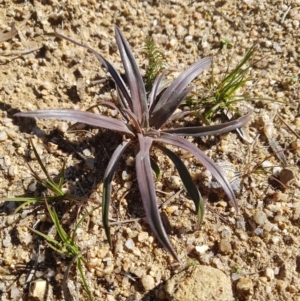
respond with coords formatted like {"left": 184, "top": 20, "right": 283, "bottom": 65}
{"left": 141, "top": 275, "right": 155, "bottom": 291}
{"left": 167, "top": 176, "right": 181, "bottom": 189}
{"left": 10, "top": 286, "right": 20, "bottom": 299}
{"left": 219, "top": 238, "right": 232, "bottom": 254}
{"left": 85, "top": 158, "right": 95, "bottom": 170}
{"left": 137, "top": 232, "right": 148, "bottom": 242}
{"left": 83, "top": 148, "right": 91, "bottom": 156}
{"left": 159, "top": 265, "right": 233, "bottom": 301}
{"left": 3, "top": 236, "right": 12, "bottom": 248}
{"left": 265, "top": 267, "right": 275, "bottom": 280}
{"left": 254, "top": 227, "right": 263, "bottom": 236}
{"left": 8, "top": 165, "right": 18, "bottom": 177}
{"left": 29, "top": 279, "right": 48, "bottom": 300}
{"left": 0, "top": 131, "right": 8, "bottom": 141}
{"left": 125, "top": 238, "right": 135, "bottom": 250}
{"left": 5, "top": 128, "right": 18, "bottom": 139}
{"left": 253, "top": 211, "right": 267, "bottom": 225}
{"left": 273, "top": 191, "right": 289, "bottom": 202}
{"left": 279, "top": 168, "right": 294, "bottom": 185}
{"left": 236, "top": 277, "right": 253, "bottom": 295}
{"left": 195, "top": 245, "right": 209, "bottom": 254}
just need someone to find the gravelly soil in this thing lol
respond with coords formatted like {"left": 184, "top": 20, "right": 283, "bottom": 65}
{"left": 0, "top": 1, "right": 300, "bottom": 301}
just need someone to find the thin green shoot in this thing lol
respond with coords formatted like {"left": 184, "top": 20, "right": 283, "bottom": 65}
{"left": 220, "top": 37, "right": 234, "bottom": 51}
{"left": 184, "top": 45, "right": 273, "bottom": 125}
{"left": 144, "top": 37, "right": 165, "bottom": 92}
{"left": 203, "top": 45, "right": 257, "bottom": 120}
{"left": 31, "top": 199, "right": 93, "bottom": 301}
{"left": 6, "top": 140, "right": 85, "bottom": 212}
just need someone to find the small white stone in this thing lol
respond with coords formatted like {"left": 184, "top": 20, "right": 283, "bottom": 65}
{"left": 83, "top": 148, "right": 91, "bottom": 156}
{"left": 185, "top": 35, "right": 193, "bottom": 43}
{"left": 124, "top": 181, "right": 133, "bottom": 189}
{"left": 141, "top": 275, "right": 155, "bottom": 291}
{"left": 167, "top": 176, "right": 181, "bottom": 189}
{"left": 8, "top": 165, "right": 18, "bottom": 177}
{"left": 11, "top": 286, "right": 20, "bottom": 298}
{"left": 254, "top": 227, "right": 263, "bottom": 235}
{"left": 3, "top": 237, "right": 11, "bottom": 248}
{"left": 195, "top": 245, "right": 209, "bottom": 254}
{"left": 122, "top": 170, "right": 129, "bottom": 180}
{"left": 253, "top": 211, "right": 267, "bottom": 225}
{"left": 232, "top": 273, "right": 241, "bottom": 281}
{"left": 125, "top": 238, "right": 135, "bottom": 250}
{"left": 23, "top": 232, "right": 33, "bottom": 245}
{"left": 57, "top": 121, "right": 69, "bottom": 133}
{"left": 0, "top": 131, "right": 8, "bottom": 141}
{"left": 29, "top": 279, "right": 47, "bottom": 299}
{"left": 263, "top": 221, "right": 274, "bottom": 232}
{"left": 265, "top": 267, "right": 274, "bottom": 280}
{"left": 5, "top": 128, "right": 18, "bottom": 139}
{"left": 273, "top": 42, "right": 282, "bottom": 53}
{"left": 138, "top": 232, "right": 149, "bottom": 242}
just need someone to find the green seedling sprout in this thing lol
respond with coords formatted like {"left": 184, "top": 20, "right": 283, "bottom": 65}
{"left": 7, "top": 139, "right": 85, "bottom": 212}
{"left": 144, "top": 37, "right": 165, "bottom": 92}
{"left": 220, "top": 37, "right": 234, "bottom": 51}
{"left": 31, "top": 200, "right": 93, "bottom": 301}
{"left": 203, "top": 45, "right": 257, "bottom": 121}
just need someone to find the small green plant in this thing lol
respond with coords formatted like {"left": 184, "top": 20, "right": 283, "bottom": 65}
{"left": 6, "top": 140, "right": 84, "bottom": 212}
{"left": 187, "top": 259, "right": 200, "bottom": 267}
{"left": 15, "top": 26, "right": 250, "bottom": 261}
{"left": 32, "top": 200, "right": 93, "bottom": 301}
{"left": 6, "top": 140, "right": 98, "bottom": 299}
{"left": 202, "top": 45, "right": 257, "bottom": 121}
{"left": 144, "top": 37, "right": 165, "bottom": 92}
{"left": 220, "top": 37, "right": 234, "bottom": 51}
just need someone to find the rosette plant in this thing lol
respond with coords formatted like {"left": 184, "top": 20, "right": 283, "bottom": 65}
{"left": 15, "top": 26, "right": 250, "bottom": 261}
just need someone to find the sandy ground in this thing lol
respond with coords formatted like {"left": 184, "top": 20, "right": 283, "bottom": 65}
{"left": 0, "top": 1, "right": 300, "bottom": 300}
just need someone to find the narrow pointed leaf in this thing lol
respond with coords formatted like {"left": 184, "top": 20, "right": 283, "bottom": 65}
{"left": 115, "top": 26, "right": 148, "bottom": 125}
{"left": 15, "top": 109, "right": 134, "bottom": 136}
{"left": 162, "top": 112, "right": 251, "bottom": 136}
{"left": 148, "top": 70, "right": 168, "bottom": 112}
{"left": 150, "top": 157, "right": 161, "bottom": 180}
{"left": 102, "top": 141, "right": 130, "bottom": 246}
{"left": 153, "top": 57, "right": 211, "bottom": 113}
{"left": 136, "top": 134, "right": 179, "bottom": 261}
{"left": 156, "top": 144, "right": 204, "bottom": 223}
{"left": 150, "top": 86, "right": 194, "bottom": 129}
{"left": 47, "top": 31, "right": 133, "bottom": 111}
{"left": 89, "top": 47, "right": 133, "bottom": 111}
{"left": 155, "top": 134, "right": 238, "bottom": 211}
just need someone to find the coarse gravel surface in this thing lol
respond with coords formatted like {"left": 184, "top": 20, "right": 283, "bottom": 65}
{"left": 0, "top": 1, "right": 300, "bottom": 301}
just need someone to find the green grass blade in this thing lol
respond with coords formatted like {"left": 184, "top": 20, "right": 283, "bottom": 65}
{"left": 77, "top": 259, "right": 93, "bottom": 301}
{"left": 150, "top": 157, "right": 161, "bottom": 181}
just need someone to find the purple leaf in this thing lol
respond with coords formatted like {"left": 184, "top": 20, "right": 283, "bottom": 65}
{"left": 136, "top": 134, "right": 179, "bottom": 261}
{"left": 49, "top": 31, "right": 133, "bottom": 111}
{"left": 162, "top": 112, "right": 251, "bottom": 136}
{"left": 148, "top": 70, "right": 168, "bottom": 113}
{"left": 153, "top": 57, "right": 211, "bottom": 113}
{"left": 15, "top": 109, "right": 134, "bottom": 136}
{"left": 155, "top": 134, "right": 238, "bottom": 211}
{"left": 102, "top": 141, "right": 130, "bottom": 246}
{"left": 115, "top": 26, "right": 148, "bottom": 125}
{"left": 150, "top": 86, "right": 194, "bottom": 129}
